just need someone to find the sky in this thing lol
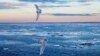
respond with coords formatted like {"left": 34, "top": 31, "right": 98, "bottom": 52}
{"left": 0, "top": 0, "right": 100, "bottom": 22}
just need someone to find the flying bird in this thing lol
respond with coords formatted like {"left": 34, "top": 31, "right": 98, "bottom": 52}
{"left": 34, "top": 4, "right": 42, "bottom": 22}
{"left": 39, "top": 38, "right": 47, "bottom": 56}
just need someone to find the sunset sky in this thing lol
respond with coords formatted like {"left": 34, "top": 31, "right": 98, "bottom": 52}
{"left": 0, "top": 0, "right": 100, "bottom": 22}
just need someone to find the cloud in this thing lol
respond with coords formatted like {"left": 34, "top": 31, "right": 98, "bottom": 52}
{"left": 46, "top": 13, "right": 95, "bottom": 16}
{"left": 78, "top": 0, "right": 91, "bottom": 2}
{"left": 0, "top": 2, "right": 16, "bottom": 9}
{"left": 19, "top": 0, "right": 59, "bottom": 3}
{"left": 18, "top": 0, "right": 100, "bottom": 8}
{"left": 19, "top": 0, "right": 100, "bottom": 3}
{"left": 0, "top": 2, "right": 27, "bottom": 9}
{"left": 40, "top": 5, "right": 71, "bottom": 8}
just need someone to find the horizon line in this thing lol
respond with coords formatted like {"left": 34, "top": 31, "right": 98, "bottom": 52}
{"left": 0, "top": 22, "right": 100, "bottom": 24}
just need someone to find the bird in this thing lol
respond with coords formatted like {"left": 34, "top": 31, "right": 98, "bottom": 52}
{"left": 34, "top": 4, "right": 42, "bottom": 22}
{"left": 39, "top": 38, "right": 47, "bottom": 56}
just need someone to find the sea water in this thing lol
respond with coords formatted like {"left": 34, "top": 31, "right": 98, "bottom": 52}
{"left": 0, "top": 22, "right": 100, "bottom": 56}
